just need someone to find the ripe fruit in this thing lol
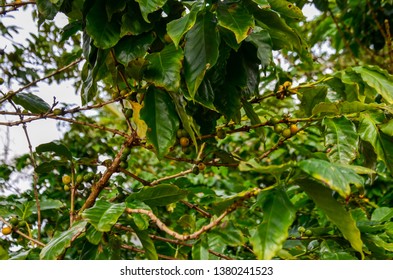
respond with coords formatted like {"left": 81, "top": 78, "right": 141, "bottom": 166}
{"left": 62, "top": 174, "right": 71, "bottom": 185}
{"left": 179, "top": 137, "right": 190, "bottom": 147}
{"left": 290, "top": 124, "right": 298, "bottom": 135}
{"left": 282, "top": 128, "right": 292, "bottom": 138}
{"left": 197, "top": 162, "right": 206, "bottom": 171}
{"left": 216, "top": 128, "right": 226, "bottom": 139}
{"left": 64, "top": 185, "right": 70, "bottom": 191}
{"left": 2, "top": 227, "right": 12, "bottom": 235}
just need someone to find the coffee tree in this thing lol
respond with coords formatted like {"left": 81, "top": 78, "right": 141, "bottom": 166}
{"left": 1, "top": 0, "right": 393, "bottom": 260}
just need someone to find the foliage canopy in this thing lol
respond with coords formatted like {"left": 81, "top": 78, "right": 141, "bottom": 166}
{"left": 1, "top": 0, "right": 393, "bottom": 260}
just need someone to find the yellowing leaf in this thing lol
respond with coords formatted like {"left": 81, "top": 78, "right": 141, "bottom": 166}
{"left": 130, "top": 101, "right": 148, "bottom": 139}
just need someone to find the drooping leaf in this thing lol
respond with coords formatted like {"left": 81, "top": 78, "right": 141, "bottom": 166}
{"left": 128, "top": 101, "right": 148, "bottom": 139}
{"left": 105, "top": 0, "right": 126, "bottom": 21}
{"left": 239, "top": 159, "right": 294, "bottom": 174}
{"left": 114, "top": 33, "right": 155, "bottom": 66}
{"left": 120, "top": 3, "right": 153, "bottom": 37}
{"left": 135, "top": 0, "right": 168, "bottom": 23}
{"left": 250, "top": 189, "right": 296, "bottom": 259}
{"left": 322, "top": 116, "right": 358, "bottom": 164}
{"left": 82, "top": 200, "right": 126, "bottom": 232}
{"left": 320, "top": 240, "right": 357, "bottom": 260}
{"left": 371, "top": 207, "right": 393, "bottom": 222}
{"left": 353, "top": 65, "right": 393, "bottom": 104}
{"left": 365, "top": 234, "right": 393, "bottom": 252}
{"left": 299, "top": 85, "right": 328, "bottom": 116}
{"left": 359, "top": 114, "right": 393, "bottom": 173}
{"left": 30, "top": 199, "right": 64, "bottom": 212}
{"left": 131, "top": 226, "right": 158, "bottom": 260}
{"left": 167, "top": 2, "right": 202, "bottom": 48}
{"left": 268, "top": 0, "right": 305, "bottom": 20}
{"left": 85, "top": 0, "right": 121, "bottom": 49}
{"left": 242, "top": 100, "right": 265, "bottom": 137}
{"left": 144, "top": 44, "right": 184, "bottom": 92}
{"left": 86, "top": 226, "right": 104, "bottom": 245}
{"left": 126, "top": 184, "right": 187, "bottom": 207}
{"left": 36, "top": 141, "right": 72, "bottom": 160}
{"left": 299, "top": 179, "right": 364, "bottom": 258}
{"left": 192, "top": 235, "right": 209, "bottom": 260}
{"left": 12, "top": 92, "right": 51, "bottom": 114}
{"left": 213, "top": 222, "right": 245, "bottom": 247}
{"left": 140, "top": 87, "right": 179, "bottom": 157}
{"left": 245, "top": 29, "right": 273, "bottom": 67}
{"left": 216, "top": 2, "right": 254, "bottom": 43}
{"left": 184, "top": 12, "right": 220, "bottom": 98}
{"left": 40, "top": 220, "right": 87, "bottom": 260}
{"left": 299, "top": 159, "right": 364, "bottom": 198}
{"left": 36, "top": 0, "right": 58, "bottom": 20}
{"left": 35, "top": 160, "right": 68, "bottom": 174}
{"left": 380, "top": 119, "right": 393, "bottom": 136}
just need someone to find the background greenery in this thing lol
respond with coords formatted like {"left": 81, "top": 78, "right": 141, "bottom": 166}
{"left": 1, "top": 0, "right": 393, "bottom": 260}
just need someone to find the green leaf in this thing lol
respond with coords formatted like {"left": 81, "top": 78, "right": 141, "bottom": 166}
{"left": 144, "top": 44, "right": 184, "bottom": 92}
{"left": 250, "top": 189, "right": 296, "bottom": 259}
{"left": 353, "top": 65, "right": 393, "bottom": 104}
{"left": 239, "top": 159, "right": 294, "bottom": 174}
{"left": 167, "top": 2, "right": 202, "bottom": 48}
{"left": 268, "top": 0, "right": 305, "bottom": 20}
{"left": 114, "top": 33, "right": 155, "bottom": 66}
{"left": 195, "top": 79, "right": 217, "bottom": 111}
{"left": 37, "top": 0, "right": 58, "bottom": 20}
{"left": 245, "top": 29, "right": 272, "bottom": 67}
{"left": 40, "top": 220, "right": 87, "bottom": 260}
{"left": 35, "top": 160, "right": 68, "bottom": 174}
{"left": 82, "top": 200, "right": 126, "bottom": 232}
{"left": 86, "top": 226, "right": 103, "bottom": 245}
{"left": 371, "top": 207, "right": 393, "bottom": 222}
{"left": 192, "top": 235, "right": 209, "bottom": 260}
{"left": 365, "top": 234, "right": 393, "bottom": 252}
{"left": 105, "top": 0, "right": 126, "bottom": 21}
{"left": 127, "top": 184, "right": 187, "bottom": 207}
{"left": 85, "top": 0, "right": 121, "bottom": 49}
{"left": 140, "top": 87, "right": 179, "bottom": 157}
{"left": 322, "top": 116, "right": 358, "bottom": 164}
{"left": 359, "top": 114, "right": 393, "bottom": 173}
{"left": 12, "top": 93, "right": 51, "bottom": 114}
{"left": 132, "top": 227, "right": 158, "bottom": 260}
{"left": 312, "top": 102, "right": 339, "bottom": 115}
{"left": 380, "top": 119, "right": 393, "bottom": 136}
{"left": 320, "top": 240, "right": 357, "bottom": 260}
{"left": 135, "top": 0, "right": 168, "bottom": 23}
{"left": 252, "top": 0, "right": 270, "bottom": 7}
{"left": 242, "top": 100, "right": 265, "bottom": 137}
{"left": 120, "top": 4, "right": 152, "bottom": 37}
{"left": 36, "top": 141, "right": 72, "bottom": 160}
{"left": 213, "top": 222, "right": 245, "bottom": 247}
{"left": 184, "top": 12, "right": 220, "bottom": 98}
{"left": 299, "top": 179, "right": 364, "bottom": 258}
{"left": 299, "top": 86, "right": 328, "bottom": 116}
{"left": 299, "top": 159, "right": 364, "bottom": 198}
{"left": 0, "top": 245, "right": 9, "bottom": 260}
{"left": 30, "top": 199, "right": 64, "bottom": 212}
{"left": 217, "top": 2, "right": 254, "bottom": 43}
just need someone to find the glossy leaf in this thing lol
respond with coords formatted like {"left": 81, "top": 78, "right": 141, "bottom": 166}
{"left": 132, "top": 227, "right": 158, "bottom": 260}
{"left": 140, "top": 87, "right": 179, "bottom": 157}
{"left": 359, "top": 114, "right": 393, "bottom": 173}
{"left": 86, "top": 226, "right": 103, "bottom": 245}
{"left": 371, "top": 207, "right": 393, "bottom": 222}
{"left": 251, "top": 0, "right": 270, "bottom": 7}
{"left": 299, "top": 179, "right": 364, "bottom": 258}
{"left": 245, "top": 29, "right": 272, "bottom": 67}
{"left": 322, "top": 116, "right": 358, "bottom": 164}
{"left": 268, "top": 0, "right": 305, "bottom": 20}
{"left": 213, "top": 222, "right": 245, "bottom": 247}
{"left": 217, "top": 2, "right": 254, "bottom": 43}
{"left": 127, "top": 184, "right": 187, "bottom": 207}
{"left": 299, "top": 85, "right": 328, "bottom": 116}
{"left": 29, "top": 199, "right": 64, "bottom": 212}
{"left": 114, "top": 33, "right": 155, "bottom": 66}
{"left": 135, "top": 0, "right": 168, "bottom": 23}
{"left": 365, "top": 234, "right": 393, "bottom": 252}
{"left": 40, "top": 220, "right": 87, "bottom": 260}
{"left": 12, "top": 92, "right": 50, "bottom": 114}
{"left": 106, "top": 0, "right": 126, "bottom": 21}
{"left": 37, "top": 0, "right": 58, "bottom": 20}
{"left": 192, "top": 235, "right": 209, "bottom": 260}
{"left": 85, "top": 0, "right": 121, "bottom": 49}
{"left": 320, "top": 240, "right": 357, "bottom": 260}
{"left": 167, "top": 2, "right": 202, "bottom": 48}
{"left": 36, "top": 141, "right": 72, "bottom": 160}
{"left": 250, "top": 189, "right": 296, "bottom": 259}
{"left": 299, "top": 159, "right": 364, "bottom": 198}
{"left": 184, "top": 12, "right": 220, "bottom": 98}
{"left": 239, "top": 159, "right": 294, "bottom": 174}
{"left": 380, "top": 119, "right": 393, "bottom": 136}
{"left": 242, "top": 100, "right": 264, "bottom": 137}
{"left": 35, "top": 160, "right": 68, "bottom": 174}
{"left": 82, "top": 200, "right": 126, "bottom": 232}
{"left": 144, "top": 44, "right": 184, "bottom": 92}
{"left": 120, "top": 4, "right": 153, "bottom": 37}
{"left": 353, "top": 65, "right": 393, "bottom": 104}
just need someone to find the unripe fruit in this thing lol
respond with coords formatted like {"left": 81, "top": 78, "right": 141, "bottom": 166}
{"left": 53, "top": 108, "right": 63, "bottom": 115}
{"left": 297, "top": 226, "right": 306, "bottom": 234}
{"left": 83, "top": 172, "right": 95, "bottom": 182}
{"left": 269, "top": 117, "right": 280, "bottom": 125}
{"left": 123, "top": 147, "right": 132, "bottom": 156}
{"left": 282, "top": 128, "right": 292, "bottom": 138}
{"left": 304, "top": 229, "right": 313, "bottom": 237}
{"left": 274, "top": 124, "right": 283, "bottom": 133}
{"left": 62, "top": 174, "right": 71, "bottom": 185}
{"left": 64, "top": 185, "right": 70, "bottom": 191}
{"left": 124, "top": 108, "right": 133, "bottom": 119}
{"left": 216, "top": 128, "right": 226, "bottom": 139}
{"left": 9, "top": 216, "right": 19, "bottom": 226}
{"left": 192, "top": 165, "right": 200, "bottom": 175}
{"left": 198, "top": 162, "right": 206, "bottom": 171}
{"left": 18, "top": 220, "right": 27, "bottom": 228}
{"left": 119, "top": 161, "right": 128, "bottom": 169}
{"left": 179, "top": 137, "right": 190, "bottom": 147}
{"left": 290, "top": 124, "right": 298, "bottom": 135}
{"left": 2, "top": 227, "right": 12, "bottom": 235}
{"left": 76, "top": 174, "right": 84, "bottom": 184}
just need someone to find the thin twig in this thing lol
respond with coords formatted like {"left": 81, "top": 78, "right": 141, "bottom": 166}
{"left": 120, "top": 244, "right": 179, "bottom": 260}
{"left": 0, "top": 216, "right": 45, "bottom": 247}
